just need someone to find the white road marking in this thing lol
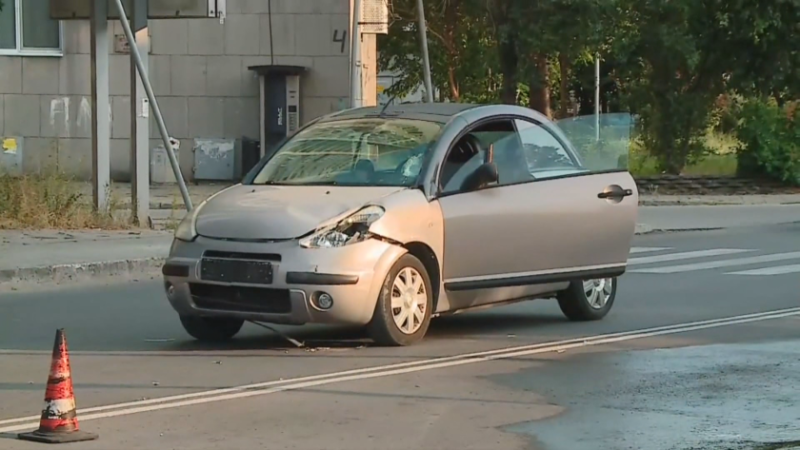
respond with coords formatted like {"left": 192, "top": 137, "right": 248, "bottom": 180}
{"left": 629, "top": 247, "right": 672, "bottom": 254}
{"left": 726, "top": 263, "right": 800, "bottom": 276}
{"left": 2, "top": 307, "right": 800, "bottom": 433}
{"left": 627, "top": 249, "right": 751, "bottom": 265}
{"left": 630, "top": 251, "right": 800, "bottom": 274}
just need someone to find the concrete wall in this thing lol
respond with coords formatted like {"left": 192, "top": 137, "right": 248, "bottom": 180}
{"left": 0, "top": 0, "right": 378, "bottom": 182}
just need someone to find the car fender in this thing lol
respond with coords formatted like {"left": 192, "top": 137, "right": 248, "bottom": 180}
{"left": 369, "top": 189, "right": 445, "bottom": 266}
{"left": 366, "top": 189, "right": 446, "bottom": 311}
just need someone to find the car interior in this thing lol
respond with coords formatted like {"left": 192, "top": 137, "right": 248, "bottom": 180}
{"left": 439, "top": 119, "right": 535, "bottom": 193}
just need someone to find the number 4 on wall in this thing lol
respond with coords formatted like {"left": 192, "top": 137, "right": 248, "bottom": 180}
{"left": 333, "top": 30, "right": 348, "bottom": 54}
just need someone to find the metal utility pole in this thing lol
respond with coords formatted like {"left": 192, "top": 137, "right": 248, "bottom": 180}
{"left": 130, "top": 0, "right": 150, "bottom": 226}
{"left": 350, "top": 0, "right": 362, "bottom": 108}
{"left": 90, "top": 0, "right": 111, "bottom": 211}
{"left": 594, "top": 54, "right": 600, "bottom": 142}
{"left": 416, "top": 0, "right": 434, "bottom": 103}
{"left": 112, "top": 0, "right": 193, "bottom": 211}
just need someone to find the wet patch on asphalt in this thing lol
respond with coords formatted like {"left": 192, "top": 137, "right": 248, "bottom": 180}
{"left": 489, "top": 339, "right": 800, "bottom": 450}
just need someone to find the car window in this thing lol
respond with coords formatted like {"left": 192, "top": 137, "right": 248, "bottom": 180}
{"left": 440, "top": 119, "right": 534, "bottom": 194}
{"left": 441, "top": 149, "right": 484, "bottom": 193}
{"left": 514, "top": 119, "right": 581, "bottom": 179}
{"left": 249, "top": 118, "right": 442, "bottom": 187}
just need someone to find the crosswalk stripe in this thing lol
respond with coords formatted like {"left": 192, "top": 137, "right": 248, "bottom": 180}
{"left": 629, "top": 247, "right": 672, "bottom": 254}
{"left": 627, "top": 249, "right": 751, "bottom": 266}
{"left": 725, "top": 264, "right": 800, "bottom": 276}
{"left": 630, "top": 251, "right": 800, "bottom": 274}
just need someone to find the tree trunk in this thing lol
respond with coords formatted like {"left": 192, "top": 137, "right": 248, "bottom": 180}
{"left": 444, "top": 0, "right": 460, "bottom": 101}
{"left": 558, "top": 53, "right": 570, "bottom": 118}
{"left": 448, "top": 66, "right": 460, "bottom": 102}
{"left": 498, "top": 36, "right": 518, "bottom": 104}
{"left": 529, "top": 53, "right": 551, "bottom": 117}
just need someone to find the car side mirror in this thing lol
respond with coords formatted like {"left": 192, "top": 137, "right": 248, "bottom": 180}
{"left": 460, "top": 161, "right": 499, "bottom": 192}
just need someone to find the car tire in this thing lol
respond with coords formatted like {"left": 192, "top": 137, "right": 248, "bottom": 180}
{"left": 179, "top": 315, "right": 244, "bottom": 342}
{"left": 556, "top": 277, "right": 617, "bottom": 321}
{"left": 367, "top": 254, "right": 434, "bottom": 346}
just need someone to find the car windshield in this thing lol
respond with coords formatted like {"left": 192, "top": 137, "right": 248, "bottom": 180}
{"left": 250, "top": 118, "right": 443, "bottom": 187}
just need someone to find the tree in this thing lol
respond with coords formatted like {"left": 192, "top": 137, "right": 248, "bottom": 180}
{"left": 490, "top": 0, "right": 623, "bottom": 116}
{"left": 614, "top": 0, "right": 800, "bottom": 174}
{"left": 378, "top": 0, "right": 499, "bottom": 102}
{"left": 709, "top": 0, "right": 800, "bottom": 104}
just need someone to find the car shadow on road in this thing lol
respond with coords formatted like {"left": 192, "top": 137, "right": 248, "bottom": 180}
{"left": 157, "top": 310, "right": 567, "bottom": 353}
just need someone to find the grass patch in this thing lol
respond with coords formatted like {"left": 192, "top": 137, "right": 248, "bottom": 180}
{"left": 0, "top": 173, "right": 134, "bottom": 230}
{"left": 628, "top": 130, "right": 740, "bottom": 177}
{"left": 161, "top": 196, "right": 184, "bottom": 231}
{"left": 630, "top": 152, "right": 737, "bottom": 177}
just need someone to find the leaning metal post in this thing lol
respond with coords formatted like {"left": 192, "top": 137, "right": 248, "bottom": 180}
{"left": 111, "top": 0, "right": 193, "bottom": 211}
{"left": 595, "top": 54, "right": 600, "bottom": 142}
{"left": 416, "top": 0, "right": 434, "bottom": 103}
{"left": 350, "top": 0, "right": 362, "bottom": 108}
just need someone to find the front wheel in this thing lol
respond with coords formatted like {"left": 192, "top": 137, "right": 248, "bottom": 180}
{"left": 179, "top": 316, "right": 244, "bottom": 342}
{"left": 556, "top": 277, "right": 617, "bottom": 321}
{"left": 367, "top": 254, "right": 433, "bottom": 346}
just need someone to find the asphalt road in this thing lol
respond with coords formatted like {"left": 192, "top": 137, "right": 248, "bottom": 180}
{"left": 1, "top": 222, "right": 800, "bottom": 450}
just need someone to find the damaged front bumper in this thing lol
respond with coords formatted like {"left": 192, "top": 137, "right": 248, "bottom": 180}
{"left": 162, "top": 235, "right": 407, "bottom": 326}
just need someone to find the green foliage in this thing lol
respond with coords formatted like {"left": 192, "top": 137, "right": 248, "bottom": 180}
{"left": 712, "top": 0, "right": 800, "bottom": 102}
{"left": 378, "top": 0, "right": 499, "bottom": 102}
{"left": 734, "top": 98, "right": 800, "bottom": 185}
{"left": 612, "top": 0, "right": 731, "bottom": 174}
{"left": 376, "top": 0, "right": 800, "bottom": 182}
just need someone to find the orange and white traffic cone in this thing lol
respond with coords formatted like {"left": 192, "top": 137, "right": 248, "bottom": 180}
{"left": 18, "top": 329, "right": 98, "bottom": 444}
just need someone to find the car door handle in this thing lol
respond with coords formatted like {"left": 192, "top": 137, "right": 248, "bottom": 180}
{"left": 597, "top": 186, "right": 633, "bottom": 199}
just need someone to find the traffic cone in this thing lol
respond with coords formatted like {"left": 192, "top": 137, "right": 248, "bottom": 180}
{"left": 18, "top": 329, "right": 98, "bottom": 444}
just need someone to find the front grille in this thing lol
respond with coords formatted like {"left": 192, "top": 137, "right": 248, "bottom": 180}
{"left": 203, "top": 250, "right": 281, "bottom": 262}
{"left": 189, "top": 283, "right": 292, "bottom": 314}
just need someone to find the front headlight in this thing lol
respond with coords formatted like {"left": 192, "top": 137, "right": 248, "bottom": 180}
{"left": 299, "top": 205, "right": 385, "bottom": 249}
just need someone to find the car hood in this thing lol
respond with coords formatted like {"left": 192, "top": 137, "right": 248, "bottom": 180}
{"left": 195, "top": 184, "right": 406, "bottom": 240}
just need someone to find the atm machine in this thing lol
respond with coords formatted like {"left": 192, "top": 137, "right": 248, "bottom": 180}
{"left": 247, "top": 65, "right": 308, "bottom": 160}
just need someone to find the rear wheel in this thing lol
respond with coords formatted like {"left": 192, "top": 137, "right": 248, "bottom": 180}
{"left": 367, "top": 254, "right": 433, "bottom": 346}
{"left": 557, "top": 277, "right": 616, "bottom": 321}
{"left": 179, "top": 316, "right": 244, "bottom": 342}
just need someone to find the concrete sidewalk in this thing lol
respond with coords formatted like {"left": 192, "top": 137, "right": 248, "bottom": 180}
{"left": 0, "top": 230, "right": 172, "bottom": 290}
{"left": 2, "top": 202, "right": 799, "bottom": 292}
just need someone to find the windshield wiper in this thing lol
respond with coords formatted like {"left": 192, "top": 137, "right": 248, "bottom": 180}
{"left": 253, "top": 181, "right": 290, "bottom": 186}
{"left": 256, "top": 180, "right": 341, "bottom": 186}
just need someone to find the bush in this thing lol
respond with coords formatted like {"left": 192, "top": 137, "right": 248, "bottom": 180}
{"left": 734, "top": 98, "right": 800, "bottom": 185}
{"left": 0, "top": 173, "right": 127, "bottom": 229}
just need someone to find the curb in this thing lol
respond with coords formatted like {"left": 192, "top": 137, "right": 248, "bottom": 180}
{"left": 634, "top": 227, "right": 724, "bottom": 236}
{"left": 0, "top": 257, "right": 166, "bottom": 291}
{"left": 639, "top": 200, "right": 800, "bottom": 207}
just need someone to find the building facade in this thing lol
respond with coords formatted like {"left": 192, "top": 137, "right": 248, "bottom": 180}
{"left": 0, "top": 0, "right": 377, "bottom": 182}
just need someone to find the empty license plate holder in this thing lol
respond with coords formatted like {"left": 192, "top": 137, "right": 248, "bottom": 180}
{"left": 200, "top": 258, "right": 274, "bottom": 285}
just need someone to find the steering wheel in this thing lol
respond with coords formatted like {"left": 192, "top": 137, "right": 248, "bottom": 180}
{"left": 456, "top": 134, "right": 483, "bottom": 161}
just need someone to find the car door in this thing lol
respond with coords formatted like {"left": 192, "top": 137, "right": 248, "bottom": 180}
{"left": 435, "top": 116, "right": 565, "bottom": 311}
{"left": 435, "top": 115, "right": 638, "bottom": 311}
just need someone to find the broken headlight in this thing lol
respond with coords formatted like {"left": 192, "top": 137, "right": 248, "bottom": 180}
{"left": 299, "top": 206, "right": 385, "bottom": 249}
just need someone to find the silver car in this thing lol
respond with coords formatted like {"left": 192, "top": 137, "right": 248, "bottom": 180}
{"left": 162, "top": 103, "right": 638, "bottom": 346}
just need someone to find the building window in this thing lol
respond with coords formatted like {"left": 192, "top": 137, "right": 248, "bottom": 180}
{"left": 0, "top": 0, "right": 63, "bottom": 55}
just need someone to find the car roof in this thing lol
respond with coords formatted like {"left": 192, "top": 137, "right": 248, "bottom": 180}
{"left": 318, "top": 102, "right": 483, "bottom": 124}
